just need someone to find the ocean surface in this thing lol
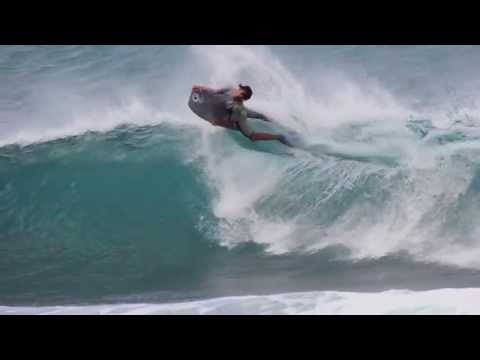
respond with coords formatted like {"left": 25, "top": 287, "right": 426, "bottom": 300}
{"left": 2, "top": 45, "right": 480, "bottom": 314}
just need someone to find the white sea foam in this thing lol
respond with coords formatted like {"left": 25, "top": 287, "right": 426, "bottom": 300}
{"left": 2, "top": 288, "right": 480, "bottom": 315}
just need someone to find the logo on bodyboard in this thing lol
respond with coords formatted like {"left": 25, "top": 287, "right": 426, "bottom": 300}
{"left": 191, "top": 92, "right": 203, "bottom": 104}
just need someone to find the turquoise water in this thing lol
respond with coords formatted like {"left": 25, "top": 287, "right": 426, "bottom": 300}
{"left": 2, "top": 45, "right": 480, "bottom": 308}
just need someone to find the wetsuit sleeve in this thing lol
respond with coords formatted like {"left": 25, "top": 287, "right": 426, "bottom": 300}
{"left": 244, "top": 106, "right": 272, "bottom": 122}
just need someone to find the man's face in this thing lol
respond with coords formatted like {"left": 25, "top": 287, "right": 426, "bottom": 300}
{"left": 232, "top": 88, "right": 246, "bottom": 101}
{"left": 240, "top": 89, "right": 249, "bottom": 99}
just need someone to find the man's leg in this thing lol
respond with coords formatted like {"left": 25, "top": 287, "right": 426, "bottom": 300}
{"left": 237, "top": 117, "right": 293, "bottom": 147}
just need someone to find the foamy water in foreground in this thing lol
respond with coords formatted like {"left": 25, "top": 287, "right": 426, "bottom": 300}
{"left": 2, "top": 288, "right": 479, "bottom": 315}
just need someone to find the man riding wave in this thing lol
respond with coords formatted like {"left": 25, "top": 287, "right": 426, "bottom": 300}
{"left": 191, "top": 84, "right": 294, "bottom": 147}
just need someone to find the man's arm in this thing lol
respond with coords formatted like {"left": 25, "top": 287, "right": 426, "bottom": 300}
{"left": 193, "top": 85, "right": 230, "bottom": 95}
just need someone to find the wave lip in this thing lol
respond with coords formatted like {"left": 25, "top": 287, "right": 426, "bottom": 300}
{"left": 1, "top": 288, "right": 479, "bottom": 315}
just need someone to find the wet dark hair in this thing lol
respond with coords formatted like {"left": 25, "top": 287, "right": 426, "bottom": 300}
{"left": 238, "top": 84, "right": 253, "bottom": 100}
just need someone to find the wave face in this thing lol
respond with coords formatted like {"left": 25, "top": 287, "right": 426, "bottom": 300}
{"left": 3, "top": 45, "right": 480, "bottom": 307}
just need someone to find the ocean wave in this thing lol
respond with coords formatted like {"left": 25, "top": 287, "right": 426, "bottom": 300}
{"left": 4, "top": 45, "right": 480, "bottom": 305}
